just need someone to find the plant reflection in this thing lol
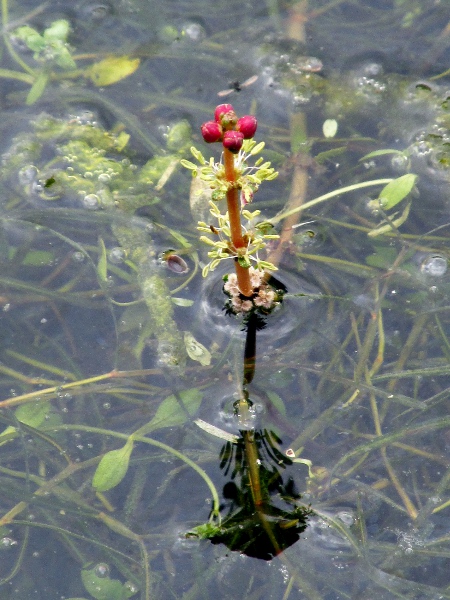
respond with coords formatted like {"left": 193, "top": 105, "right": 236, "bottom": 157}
{"left": 188, "top": 300, "right": 313, "bottom": 560}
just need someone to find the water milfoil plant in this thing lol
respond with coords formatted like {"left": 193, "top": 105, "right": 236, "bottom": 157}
{"left": 182, "top": 104, "right": 280, "bottom": 309}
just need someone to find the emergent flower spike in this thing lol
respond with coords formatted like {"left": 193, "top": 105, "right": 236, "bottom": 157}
{"left": 183, "top": 104, "right": 279, "bottom": 302}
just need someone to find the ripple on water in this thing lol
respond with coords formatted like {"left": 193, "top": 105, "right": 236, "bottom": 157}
{"left": 195, "top": 263, "right": 324, "bottom": 346}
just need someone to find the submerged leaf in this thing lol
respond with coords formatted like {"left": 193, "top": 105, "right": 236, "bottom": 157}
{"left": 26, "top": 71, "right": 49, "bottom": 105}
{"left": 0, "top": 401, "right": 51, "bottom": 443}
{"left": 81, "top": 565, "right": 136, "bottom": 600}
{"left": 87, "top": 56, "right": 140, "bottom": 86}
{"left": 97, "top": 237, "right": 108, "bottom": 284}
{"left": 184, "top": 331, "right": 211, "bottom": 366}
{"left": 43, "top": 19, "right": 70, "bottom": 42}
{"left": 194, "top": 418, "right": 239, "bottom": 443}
{"left": 172, "top": 297, "right": 194, "bottom": 306}
{"left": 92, "top": 438, "right": 134, "bottom": 492}
{"left": 136, "top": 388, "right": 203, "bottom": 434}
{"left": 322, "top": 118, "right": 338, "bottom": 138}
{"left": 375, "top": 173, "right": 417, "bottom": 210}
{"left": 14, "top": 401, "right": 51, "bottom": 428}
{"left": 360, "top": 149, "right": 405, "bottom": 161}
{"left": 368, "top": 200, "right": 412, "bottom": 237}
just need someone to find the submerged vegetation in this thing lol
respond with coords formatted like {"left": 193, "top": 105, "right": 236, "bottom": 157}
{"left": 0, "top": 0, "right": 450, "bottom": 598}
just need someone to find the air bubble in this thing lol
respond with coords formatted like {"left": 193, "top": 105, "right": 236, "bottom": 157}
{"left": 336, "top": 511, "right": 355, "bottom": 527}
{"left": 18, "top": 165, "right": 38, "bottom": 185}
{"left": 181, "top": 21, "right": 207, "bottom": 42}
{"left": 94, "top": 563, "right": 110, "bottom": 578}
{"left": 391, "top": 154, "right": 409, "bottom": 172}
{"left": 421, "top": 255, "right": 447, "bottom": 277}
{"left": 109, "top": 247, "right": 126, "bottom": 264}
{"left": 98, "top": 173, "right": 111, "bottom": 183}
{"left": 82, "top": 194, "right": 100, "bottom": 210}
{"left": 0, "top": 537, "right": 17, "bottom": 548}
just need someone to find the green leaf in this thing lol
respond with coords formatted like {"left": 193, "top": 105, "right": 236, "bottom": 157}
{"left": 360, "top": 149, "right": 405, "bottom": 161}
{"left": 322, "top": 118, "right": 338, "bottom": 138}
{"left": 190, "top": 146, "right": 206, "bottom": 164}
{"left": 97, "top": 238, "right": 108, "bottom": 284}
{"left": 13, "top": 26, "right": 45, "bottom": 53}
{"left": 20, "top": 249, "right": 54, "bottom": 266}
{"left": 314, "top": 146, "right": 347, "bottom": 164}
{"left": 43, "top": 20, "right": 70, "bottom": 42}
{"left": 184, "top": 331, "right": 211, "bottom": 366}
{"left": 87, "top": 56, "right": 140, "bottom": 86}
{"left": 166, "top": 120, "right": 192, "bottom": 152}
{"left": 26, "top": 71, "right": 49, "bottom": 105}
{"left": 172, "top": 297, "right": 194, "bottom": 307}
{"left": 115, "top": 132, "right": 130, "bottom": 151}
{"left": 92, "top": 438, "right": 134, "bottom": 492}
{"left": 180, "top": 159, "right": 197, "bottom": 171}
{"left": 136, "top": 388, "right": 203, "bottom": 435}
{"left": 15, "top": 401, "right": 51, "bottom": 428}
{"left": 53, "top": 46, "right": 76, "bottom": 70}
{"left": 81, "top": 565, "right": 136, "bottom": 600}
{"left": 0, "top": 401, "right": 51, "bottom": 443}
{"left": 237, "top": 255, "right": 251, "bottom": 268}
{"left": 365, "top": 246, "right": 398, "bottom": 268}
{"left": 368, "top": 200, "right": 412, "bottom": 237}
{"left": 266, "top": 391, "right": 287, "bottom": 416}
{"left": 376, "top": 174, "right": 417, "bottom": 210}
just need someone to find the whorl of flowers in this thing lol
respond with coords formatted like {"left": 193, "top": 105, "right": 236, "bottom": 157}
{"left": 223, "top": 267, "right": 284, "bottom": 318}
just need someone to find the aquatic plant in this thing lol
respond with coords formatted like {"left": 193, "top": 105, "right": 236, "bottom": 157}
{"left": 1, "top": 0, "right": 450, "bottom": 597}
{"left": 183, "top": 104, "right": 279, "bottom": 300}
{"left": 2, "top": 14, "right": 140, "bottom": 104}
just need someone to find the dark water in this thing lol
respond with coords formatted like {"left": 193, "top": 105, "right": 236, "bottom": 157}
{"left": 0, "top": 1, "right": 450, "bottom": 598}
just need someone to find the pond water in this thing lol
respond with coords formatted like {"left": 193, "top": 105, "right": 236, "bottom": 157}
{"left": 0, "top": 0, "right": 450, "bottom": 598}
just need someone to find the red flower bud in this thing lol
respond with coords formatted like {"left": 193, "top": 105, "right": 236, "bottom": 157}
{"left": 214, "top": 104, "right": 237, "bottom": 129}
{"left": 214, "top": 104, "right": 234, "bottom": 122}
{"left": 201, "top": 120, "right": 223, "bottom": 143}
{"left": 237, "top": 115, "right": 257, "bottom": 139}
{"left": 222, "top": 130, "right": 244, "bottom": 153}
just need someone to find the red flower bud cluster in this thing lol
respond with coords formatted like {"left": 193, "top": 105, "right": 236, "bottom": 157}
{"left": 201, "top": 104, "right": 257, "bottom": 153}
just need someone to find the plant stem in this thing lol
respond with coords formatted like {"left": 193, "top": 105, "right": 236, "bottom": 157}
{"left": 223, "top": 147, "right": 253, "bottom": 297}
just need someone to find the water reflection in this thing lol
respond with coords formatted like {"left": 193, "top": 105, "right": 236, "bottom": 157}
{"left": 189, "top": 297, "right": 313, "bottom": 561}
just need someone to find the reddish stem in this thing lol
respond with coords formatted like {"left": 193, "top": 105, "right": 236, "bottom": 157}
{"left": 223, "top": 148, "right": 253, "bottom": 297}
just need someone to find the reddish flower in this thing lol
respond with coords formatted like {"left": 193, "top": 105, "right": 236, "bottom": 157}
{"left": 222, "top": 130, "right": 244, "bottom": 153}
{"left": 214, "top": 104, "right": 235, "bottom": 122}
{"left": 201, "top": 120, "right": 223, "bottom": 143}
{"left": 214, "top": 104, "right": 237, "bottom": 129}
{"left": 237, "top": 115, "right": 257, "bottom": 139}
